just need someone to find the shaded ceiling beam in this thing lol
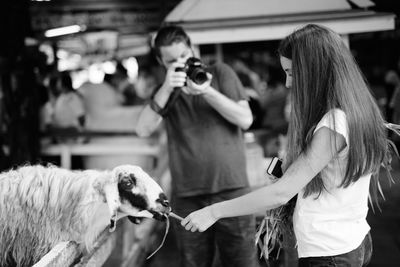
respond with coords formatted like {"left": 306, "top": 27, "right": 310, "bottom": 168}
{"left": 30, "top": 0, "right": 175, "bottom": 12}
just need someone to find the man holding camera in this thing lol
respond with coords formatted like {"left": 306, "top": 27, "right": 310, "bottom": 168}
{"left": 136, "top": 25, "right": 257, "bottom": 267}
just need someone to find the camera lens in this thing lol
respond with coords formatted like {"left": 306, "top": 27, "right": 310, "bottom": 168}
{"left": 185, "top": 57, "right": 207, "bottom": 85}
{"left": 190, "top": 69, "right": 208, "bottom": 85}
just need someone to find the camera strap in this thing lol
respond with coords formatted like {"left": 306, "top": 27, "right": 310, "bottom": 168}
{"left": 163, "top": 88, "right": 183, "bottom": 114}
{"left": 151, "top": 87, "right": 182, "bottom": 117}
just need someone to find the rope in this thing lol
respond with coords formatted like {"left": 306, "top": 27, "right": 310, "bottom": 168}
{"left": 146, "top": 214, "right": 170, "bottom": 259}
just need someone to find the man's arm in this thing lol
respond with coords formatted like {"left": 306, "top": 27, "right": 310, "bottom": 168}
{"left": 136, "top": 62, "right": 186, "bottom": 137}
{"left": 202, "top": 87, "right": 253, "bottom": 130}
{"left": 135, "top": 105, "right": 163, "bottom": 137}
{"left": 186, "top": 76, "right": 253, "bottom": 130}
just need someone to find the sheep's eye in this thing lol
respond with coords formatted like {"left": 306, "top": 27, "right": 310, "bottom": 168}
{"left": 121, "top": 180, "right": 134, "bottom": 191}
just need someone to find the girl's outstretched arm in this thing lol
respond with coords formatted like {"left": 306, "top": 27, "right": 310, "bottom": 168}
{"left": 181, "top": 127, "right": 346, "bottom": 232}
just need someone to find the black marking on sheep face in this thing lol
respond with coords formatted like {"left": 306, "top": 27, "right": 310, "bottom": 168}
{"left": 118, "top": 188, "right": 148, "bottom": 211}
{"left": 115, "top": 166, "right": 170, "bottom": 222}
{"left": 124, "top": 193, "right": 148, "bottom": 210}
{"left": 117, "top": 172, "right": 148, "bottom": 210}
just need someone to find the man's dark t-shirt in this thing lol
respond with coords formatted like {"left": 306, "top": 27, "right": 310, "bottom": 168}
{"left": 158, "top": 62, "right": 249, "bottom": 197}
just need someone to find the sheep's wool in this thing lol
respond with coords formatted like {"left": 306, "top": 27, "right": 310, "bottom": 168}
{"left": 0, "top": 164, "right": 165, "bottom": 267}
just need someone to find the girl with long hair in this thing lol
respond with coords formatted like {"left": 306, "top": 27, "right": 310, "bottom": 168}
{"left": 181, "top": 24, "right": 400, "bottom": 266}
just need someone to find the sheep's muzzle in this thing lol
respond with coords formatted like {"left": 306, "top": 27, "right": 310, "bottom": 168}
{"left": 150, "top": 193, "right": 171, "bottom": 221}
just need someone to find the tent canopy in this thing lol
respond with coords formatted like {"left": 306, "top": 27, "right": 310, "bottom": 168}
{"left": 165, "top": 0, "right": 395, "bottom": 44}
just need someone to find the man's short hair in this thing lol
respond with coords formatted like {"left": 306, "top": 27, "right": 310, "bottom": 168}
{"left": 153, "top": 25, "right": 191, "bottom": 58}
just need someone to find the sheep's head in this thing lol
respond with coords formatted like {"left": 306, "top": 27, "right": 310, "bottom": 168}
{"left": 98, "top": 165, "right": 170, "bottom": 231}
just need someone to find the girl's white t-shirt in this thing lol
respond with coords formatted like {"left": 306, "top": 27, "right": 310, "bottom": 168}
{"left": 293, "top": 109, "right": 371, "bottom": 258}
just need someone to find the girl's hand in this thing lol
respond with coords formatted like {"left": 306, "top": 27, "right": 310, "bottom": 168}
{"left": 181, "top": 206, "right": 218, "bottom": 232}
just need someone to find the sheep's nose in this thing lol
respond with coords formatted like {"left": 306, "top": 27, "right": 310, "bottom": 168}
{"left": 156, "top": 193, "right": 170, "bottom": 208}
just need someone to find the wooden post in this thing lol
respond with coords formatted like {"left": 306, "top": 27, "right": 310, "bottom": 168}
{"left": 215, "top": 43, "right": 224, "bottom": 62}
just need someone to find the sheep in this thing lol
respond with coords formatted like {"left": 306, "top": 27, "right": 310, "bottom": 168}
{"left": 0, "top": 164, "right": 170, "bottom": 267}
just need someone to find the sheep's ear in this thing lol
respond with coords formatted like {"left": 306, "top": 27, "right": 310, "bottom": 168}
{"left": 103, "top": 183, "right": 121, "bottom": 232}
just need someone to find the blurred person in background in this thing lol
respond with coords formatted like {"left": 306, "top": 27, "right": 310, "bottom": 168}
{"left": 133, "top": 65, "right": 159, "bottom": 105}
{"left": 261, "top": 65, "right": 289, "bottom": 134}
{"left": 236, "top": 71, "right": 263, "bottom": 129}
{"left": 41, "top": 71, "right": 85, "bottom": 136}
{"left": 365, "top": 66, "right": 390, "bottom": 120}
{"left": 136, "top": 25, "right": 258, "bottom": 267}
{"left": 229, "top": 58, "right": 264, "bottom": 129}
{"left": 387, "top": 68, "right": 400, "bottom": 150}
{"left": 110, "top": 62, "right": 138, "bottom": 106}
{"left": 78, "top": 70, "right": 124, "bottom": 122}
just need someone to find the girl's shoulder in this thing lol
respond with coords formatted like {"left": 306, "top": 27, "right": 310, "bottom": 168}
{"left": 318, "top": 109, "right": 346, "bottom": 126}
{"left": 323, "top": 108, "right": 346, "bottom": 118}
{"left": 315, "top": 108, "right": 348, "bottom": 139}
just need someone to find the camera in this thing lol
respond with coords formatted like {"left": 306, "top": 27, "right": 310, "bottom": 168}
{"left": 175, "top": 57, "right": 208, "bottom": 85}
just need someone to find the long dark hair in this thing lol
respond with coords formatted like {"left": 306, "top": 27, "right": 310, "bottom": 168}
{"left": 278, "top": 24, "right": 394, "bottom": 199}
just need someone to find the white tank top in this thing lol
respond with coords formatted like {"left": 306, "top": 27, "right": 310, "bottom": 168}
{"left": 293, "top": 109, "right": 371, "bottom": 258}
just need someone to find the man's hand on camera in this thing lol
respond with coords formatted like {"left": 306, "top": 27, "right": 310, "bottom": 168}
{"left": 184, "top": 73, "right": 212, "bottom": 95}
{"left": 162, "top": 62, "right": 187, "bottom": 92}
